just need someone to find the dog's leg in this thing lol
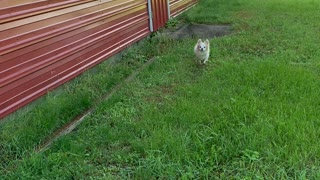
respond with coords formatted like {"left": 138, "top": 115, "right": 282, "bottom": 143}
{"left": 203, "top": 58, "right": 209, "bottom": 64}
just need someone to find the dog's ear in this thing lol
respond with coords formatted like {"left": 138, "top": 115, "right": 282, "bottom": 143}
{"left": 205, "top": 39, "right": 210, "bottom": 46}
{"left": 197, "top": 39, "right": 202, "bottom": 44}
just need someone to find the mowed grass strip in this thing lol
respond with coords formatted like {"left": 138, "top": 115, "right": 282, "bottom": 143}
{"left": 1, "top": 0, "right": 320, "bottom": 179}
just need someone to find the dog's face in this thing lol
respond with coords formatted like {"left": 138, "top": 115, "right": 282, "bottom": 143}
{"left": 196, "top": 39, "right": 208, "bottom": 52}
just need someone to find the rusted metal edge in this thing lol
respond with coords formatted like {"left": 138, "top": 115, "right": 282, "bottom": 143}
{"left": 35, "top": 56, "right": 158, "bottom": 153}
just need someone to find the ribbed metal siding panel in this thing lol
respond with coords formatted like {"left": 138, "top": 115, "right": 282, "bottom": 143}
{"left": 0, "top": 0, "right": 150, "bottom": 119}
{"left": 170, "top": 0, "right": 198, "bottom": 17}
{"left": 151, "top": 0, "right": 169, "bottom": 31}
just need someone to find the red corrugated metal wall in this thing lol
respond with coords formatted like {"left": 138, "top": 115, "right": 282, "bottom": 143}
{"left": 170, "top": 0, "right": 198, "bottom": 17}
{"left": 151, "top": 0, "right": 169, "bottom": 31}
{"left": 0, "top": 0, "right": 198, "bottom": 119}
{"left": 0, "top": 0, "right": 150, "bottom": 119}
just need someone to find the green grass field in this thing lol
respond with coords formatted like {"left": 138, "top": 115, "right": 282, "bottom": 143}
{"left": 1, "top": 0, "right": 320, "bottom": 179}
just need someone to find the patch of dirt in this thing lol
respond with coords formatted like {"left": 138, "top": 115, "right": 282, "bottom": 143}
{"left": 164, "top": 24, "right": 232, "bottom": 39}
{"left": 144, "top": 85, "right": 175, "bottom": 103}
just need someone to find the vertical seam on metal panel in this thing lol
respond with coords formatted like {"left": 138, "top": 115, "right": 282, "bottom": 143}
{"left": 147, "top": 0, "right": 154, "bottom": 32}
{"left": 167, "top": 0, "right": 171, "bottom": 18}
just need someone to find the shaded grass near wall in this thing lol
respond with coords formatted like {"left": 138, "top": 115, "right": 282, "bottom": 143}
{"left": 0, "top": 39, "right": 160, "bottom": 169}
{"left": 1, "top": 0, "right": 320, "bottom": 179}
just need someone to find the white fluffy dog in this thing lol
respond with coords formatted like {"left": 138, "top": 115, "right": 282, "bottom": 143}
{"left": 194, "top": 39, "right": 210, "bottom": 64}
